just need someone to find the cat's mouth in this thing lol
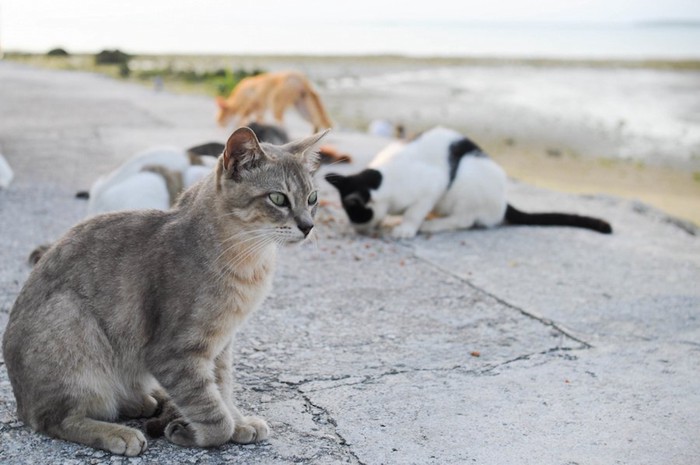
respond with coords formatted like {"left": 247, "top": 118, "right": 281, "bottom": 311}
{"left": 276, "top": 226, "right": 312, "bottom": 244}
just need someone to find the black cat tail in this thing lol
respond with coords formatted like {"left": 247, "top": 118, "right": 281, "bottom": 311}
{"left": 504, "top": 204, "right": 612, "bottom": 234}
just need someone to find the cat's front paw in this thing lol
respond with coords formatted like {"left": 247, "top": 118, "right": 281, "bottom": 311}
{"left": 165, "top": 416, "right": 235, "bottom": 447}
{"left": 232, "top": 416, "right": 270, "bottom": 444}
{"left": 164, "top": 419, "right": 197, "bottom": 447}
{"left": 391, "top": 223, "right": 418, "bottom": 239}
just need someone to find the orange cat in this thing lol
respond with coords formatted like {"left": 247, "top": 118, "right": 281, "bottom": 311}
{"left": 215, "top": 71, "right": 333, "bottom": 132}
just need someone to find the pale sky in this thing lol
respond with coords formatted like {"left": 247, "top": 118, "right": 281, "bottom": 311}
{"left": 2, "top": 0, "right": 700, "bottom": 54}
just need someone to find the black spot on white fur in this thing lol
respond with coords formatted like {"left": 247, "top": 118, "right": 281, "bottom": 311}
{"left": 325, "top": 169, "right": 382, "bottom": 224}
{"left": 448, "top": 137, "right": 485, "bottom": 187}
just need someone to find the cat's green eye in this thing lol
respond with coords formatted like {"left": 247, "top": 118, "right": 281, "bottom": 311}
{"left": 269, "top": 192, "right": 288, "bottom": 207}
{"left": 308, "top": 191, "right": 318, "bottom": 206}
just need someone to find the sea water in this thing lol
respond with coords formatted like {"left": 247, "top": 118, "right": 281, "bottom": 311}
{"left": 220, "top": 21, "right": 700, "bottom": 60}
{"left": 325, "top": 61, "right": 700, "bottom": 168}
{"left": 18, "top": 19, "right": 698, "bottom": 60}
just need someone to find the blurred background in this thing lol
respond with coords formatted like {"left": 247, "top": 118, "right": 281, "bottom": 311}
{"left": 1, "top": 0, "right": 699, "bottom": 225}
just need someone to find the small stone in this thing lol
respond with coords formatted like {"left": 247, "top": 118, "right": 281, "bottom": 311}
{"left": 278, "top": 374, "right": 305, "bottom": 384}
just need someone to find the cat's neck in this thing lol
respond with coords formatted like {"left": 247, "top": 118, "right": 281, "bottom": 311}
{"left": 178, "top": 173, "right": 278, "bottom": 282}
{"left": 218, "top": 243, "right": 277, "bottom": 285}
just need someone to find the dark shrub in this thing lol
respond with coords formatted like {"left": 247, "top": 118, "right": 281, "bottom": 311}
{"left": 95, "top": 49, "right": 131, "bottom": 65}
{"left": 47, "top": 48, "right": 69, "bottom": 56}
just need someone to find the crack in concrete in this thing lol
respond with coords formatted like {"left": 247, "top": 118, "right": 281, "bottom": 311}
{"left": 277, "top": 373, "right": 356, "bottom": 386}
{"left": 280, "top": 345, "right": 583, "bottom": 396}
{"left": 299, "top": 393, "right": 366, "bottom": 465}
{"left": 484, "top": 345, "right": 583, "bottom": 373}
{"left": 0, "top": 421, "right": 24, "bottom": 431}
{"left": 267, "top": 346, "right": 583, "bottom": 462}
{"left": 406, "top": 248, "right": 593, "bottom": 349}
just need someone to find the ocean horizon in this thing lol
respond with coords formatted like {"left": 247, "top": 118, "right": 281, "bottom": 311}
{"left": 5, "top": 21, "right": 700, "bottom": 60}
{"left": 297, "top": 21, "right": 700, "bottom": 60}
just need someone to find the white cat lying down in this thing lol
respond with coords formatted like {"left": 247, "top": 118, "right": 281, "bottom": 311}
{"left": 30, "top": 147, "right": 217, "bottom": 265}
{"left": 326, "top": 126, "right": 612, "bottom": 238}
{"left": 87, "top": 147, "right": 216, "bottom": 216}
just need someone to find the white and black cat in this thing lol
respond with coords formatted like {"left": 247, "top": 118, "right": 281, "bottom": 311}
{"left": 326, "top": 127, "right": 612, "bottom": 238}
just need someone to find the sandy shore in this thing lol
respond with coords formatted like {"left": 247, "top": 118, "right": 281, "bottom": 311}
{"left": 486, "top": 139, "right": 700, "bottom": 228}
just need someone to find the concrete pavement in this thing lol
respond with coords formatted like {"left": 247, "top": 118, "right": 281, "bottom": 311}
{"left": 1, "top": 61, "right": 699, "bottom": 465}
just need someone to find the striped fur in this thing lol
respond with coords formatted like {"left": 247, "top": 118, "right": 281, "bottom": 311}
{"left": 2, "top": 127, "right": 328, "bottom": 455}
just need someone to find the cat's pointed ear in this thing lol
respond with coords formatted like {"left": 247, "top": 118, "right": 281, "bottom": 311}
{"left": 284, "top": 129, "right": 331, "bottom": 174}
{"left": 324, "top": 172, "right": 347, "bottom": 192}
{"left": 221, "top": 127, "right": 266, "bottom": 180}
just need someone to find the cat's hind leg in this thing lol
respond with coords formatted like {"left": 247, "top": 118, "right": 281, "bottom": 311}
{"left": 419, "top": 214, "right": 476, "bottom": 234}
{"left": 144, "top": 389, "right": 181, "bottom": 437}
{"left": 119, "top": 393, "right": 160, "bottom": 419}
{"left": 6, "top": 294, "right": 149, "bottom": 456}
{"left": 118, "top": 375, "right": 164, "bottom": 420}
{"left": 47, "top": 415, "right": 147, "bottom": 456}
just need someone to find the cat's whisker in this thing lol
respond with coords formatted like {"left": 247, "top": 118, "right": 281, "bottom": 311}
{"left": 217, "top": 227, "right": 274, "bottom": 260}
{"left": 215, "top": 241, "right": 262, "bottom": 283}
{"left": 216, "top": 242, "right": 275, "bottom": 284}
{"left": 219, "top": 232, "right": 270, "bottom": 251}
{"left": 214, "top": 233, "right": 272, "bottom": 271}
{"left": 305, "top": 228, "right": 320, "bottom": 251}
{"left": 229, "top": 237, "right": 274, "bottom": 268}
{"left": 215, "top": 239, "right": 258, "bottom": 267}
{"left": 215, "top": 236, "right": 277, "bottom": 283}
{"left": 318, "top": 158, "right": 348, "bottom": 170}
{"left": 215, "top": 229, "right": 275, "bottom": 260}
{"left": 220, "top": 228, "right": 274, "bottom": 244}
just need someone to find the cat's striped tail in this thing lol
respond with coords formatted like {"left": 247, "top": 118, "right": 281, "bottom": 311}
{"left": 505, "top": 204, "right": 612, "bottom": 234}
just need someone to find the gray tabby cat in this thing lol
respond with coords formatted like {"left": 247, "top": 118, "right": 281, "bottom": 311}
{"left": 2, "top": 126, "right": 327, "bottom": 456}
